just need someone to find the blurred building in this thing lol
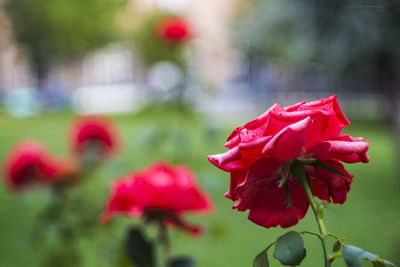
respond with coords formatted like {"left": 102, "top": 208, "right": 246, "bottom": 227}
{"left": 187, "top": 0, "right": 241, "bottom": 87}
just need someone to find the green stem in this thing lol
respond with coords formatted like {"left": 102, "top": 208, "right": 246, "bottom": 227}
{"left": 301, "top": 179, "right": 330, "bottom": 267}
{"left": 329, "top": 252, "right": 343, "bottom": 261}
{"left": 299, "top": 230, "right": 322, "bottom": 239}
{"left": 327, "top": 233, "right": 347, "bottom": 246}
{"left": 157, "top": 218, "right": 170, "bottom": 267}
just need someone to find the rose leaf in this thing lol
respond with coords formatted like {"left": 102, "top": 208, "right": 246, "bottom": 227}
{"left": 170, "top": 256, "right": 196, "bottom": 267}
{"left": 343, "top": 245, "right": 396, "bottom": 267}
{"left": 273, "top": 231, "right": 306, "bottom": 266}
{"left": 254, "top": 249, "right": 269, "bottom": 267}
{"left": 125, "top": 227, "right": 155, "bottom": 267}
{"left": 332, "top": 240, "right": 341, "bottom": 252}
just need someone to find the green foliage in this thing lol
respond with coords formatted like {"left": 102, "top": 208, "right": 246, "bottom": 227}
{"left": 0, "top": 113, "right": 399, "bottom": 267}
{"left": 5, "top": 0, "right": 126, "bottom": 69}
{"left": 133, "top": 12, "right": 186, "bottom": 66}
{"left": 253, "top": 249, "right": 269, "bottom": 267}
{"left": 125, "top": 228, "right": 154, "bottom": 267}
{"left": 343, "top": 245, "right": 396, "bottom": 267}
{"left": 170, "top": 256, "right": 196, "bottom": 267}
{"left": 273, "top": 231, "right": 306, "bottom": 266}
{"left": 42, "top": 246, "right": 82, "bottom": 267}
{"left": 332, "top": 241, "right": 342, "bottom": 253}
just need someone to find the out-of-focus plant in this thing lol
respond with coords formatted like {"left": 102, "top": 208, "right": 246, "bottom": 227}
{"left": 135, "top": 105, "right": 200, "bottom": 166}
{"left": 5, "top": 0, "right": 126, "bottom": 89}
{"left": 101, "top": 161, "right": 213, "bottom": 267}
{"left": 2, "top": 115, "right": 121, "bottom": 266}
{"left": 208, "top": 96, "right": 396, "bottom": 267}
{"left": 69, "top": 115, "right": 120, "bottom": 170}
{"left": 134, "top": 12, "right": 192, "bottom": 67}
{"left": 2, "top": 140, "right": 78, "bottom": 192}
{"left": 131, "top": 14, "right": 197, "bottom": 162}
{"left": 133, "top": 12, "right": 193, "bottom": 108}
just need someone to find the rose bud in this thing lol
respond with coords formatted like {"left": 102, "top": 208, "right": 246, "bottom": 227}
{"left": 156, "top": 16, "right": 192, "bottom": 44}
{"left": 69, "top": 115, "right": 120, "bottom": 162}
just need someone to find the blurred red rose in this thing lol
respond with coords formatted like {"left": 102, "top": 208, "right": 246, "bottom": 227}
{"left": 2, "top": 140, "right": 61, "bottom": 191}
{"left": 208, "top": 95, "right": 370, "bottom": 228}
{"left": 69, "top": 116, "right": 119, "bottom": 157}
{"left": 101, "top": 161, "right": 212, "bottom": 235}
{"left": 156, "top": 16, "right": 192, "bottom": 44}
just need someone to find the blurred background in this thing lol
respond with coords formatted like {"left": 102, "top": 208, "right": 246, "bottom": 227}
{"left": 0, "top": 0, "right": 400, "bottom": 266}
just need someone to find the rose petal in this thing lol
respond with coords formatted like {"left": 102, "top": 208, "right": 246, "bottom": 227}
{"left": 225, "top": 103, "right": 285, "bottom": 147}
{"left": 234, "top": 158, "right": 309, "bottom": 228}
{"left": 224, "top": 168, "right": 247, "bottom": 201}
{"left": 308, "top": 161, "right": 353, "bottom": 204}
{"left": 330, "top": 134, "right": 364, "bottom": 142}
{"left": 207, "top": 147, "right": 243, "bottom": 171}
{"left": 266, "top": 110, "right": 333, "bottom": 150}
{"left": 294, "top": 95, "right": 351, "bottom": 147}
{"left": 101, "top": 162, "right": 213, "bottom": 226}
{"left": 298, "top": 95, "right": 350, "bottom": 126}
{"left": 247, "top": 183, "right": 309, "bottom": 228}
{"left": 69, "top": 116, "right": 119, "bottom": 156}
{"left": 2, "top": 140, "right": 60, "bottom": 191}
{"left": 310, "top": 140, "right": 370, "bottom": 163}
{"left": 208, "top": 137, "right": 271, "bottom": 172}
{"left": 284, "top": 101, "right": 306, "bottom": 112}
{"left": 234, "top": 158, "right": 281, "bottom": 211}
{"left": 262, "top": 117, "right": 312, "bottom": 162}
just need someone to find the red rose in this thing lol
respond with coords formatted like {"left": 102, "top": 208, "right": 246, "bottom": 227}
{"left": 2, "top": 140, "right": 61, "bottom": 191}
{"left": 208, "top": 96, "right": 370, "bottom": 228}
{"left": 101, "top": 161, "right": 213, "bottom": 235}
{"left": 156, "top": 16, "right": 192, "bottom": 44}
{"left": 69, "top": 116, "right": 119, "bottom": 157}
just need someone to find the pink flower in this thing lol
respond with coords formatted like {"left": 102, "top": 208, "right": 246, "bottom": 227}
{"left": 2, "top": 140, "right": 61, "bottom": 191}
{"left": 101, "top": 161, "right": 213, "bottom": 235}
{"left": 208, "top": 96, "right": 369, "bottom": 228}
{"left": 156, "top": 16, "right": 192, "bottom": 44}
{"left": 69, "top": 116, "right": 119, "bottom": 157}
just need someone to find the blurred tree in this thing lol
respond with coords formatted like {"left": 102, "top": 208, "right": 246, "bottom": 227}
{"left": 5, "top": 0, "right": 126, "bottom": 89}
{"left": 235, "top": 0, "right": 400, "bottom": 120}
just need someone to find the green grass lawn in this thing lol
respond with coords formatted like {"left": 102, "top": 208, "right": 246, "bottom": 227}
{"left": 0, "top": 109, "right": 399, "bottom": 267}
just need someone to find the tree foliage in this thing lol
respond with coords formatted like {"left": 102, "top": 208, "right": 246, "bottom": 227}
{"left": 235, "top": 0, "right": 400, "bottom": 92}
{"left": 5, "top": 0, "right": 126, "bottom": 71}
